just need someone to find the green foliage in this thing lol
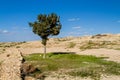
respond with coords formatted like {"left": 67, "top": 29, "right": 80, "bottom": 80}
{"left": 24, "top": 53, "right": 120, "bottom": 80}
{"left": 68, "top": 66, "right": 102, "bottom": 80}
{"left": 29, "top": 13, "right": 62, "bottom": 46}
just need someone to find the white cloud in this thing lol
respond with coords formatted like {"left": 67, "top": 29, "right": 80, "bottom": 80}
{"left": 68, "top": 29, "right": 82, "bottom": 35}
{"left": 68, "top": 18, "right": 80, "bottom": 22}
{"left": 72, "top": 26, "right": 81, "bottom": 29}
{"left": 68, "top": 31, "right": 91, "bottom": 36}
{"left": 0, "top": 30, "right": 9, "bottom": 34}
{"left": 67, "top": 26, "right": 94, "bottom": 36}
{"left": 3, "top": 30, "right": 8, "bottom": 33}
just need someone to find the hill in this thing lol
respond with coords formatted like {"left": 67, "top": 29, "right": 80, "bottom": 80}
{"left": 1, "top": 33, "right": 120, "bottom": 62}
{"left": 0, "top": 33, "right": 120, "bottom": 80}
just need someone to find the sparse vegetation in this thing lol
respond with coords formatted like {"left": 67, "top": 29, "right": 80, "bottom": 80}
{"left": 115, "top": 48, "right": 120, "bottom": 50}
{"left": 24, "top": 53, "right": 120, "bottom": 80}
{"left": 0, "top": 42, "right": 25, "bottom": 48}
{"left": 68, "top": 42, "right": 76, "bottom": 48}
{"left": 16, "top": 46, "right": 21, "bottom": 48}
{"left": 55, "top": 37, "right": 73, "bottom": 42}
{"left": 68, "top": 66, "right": 102, "bottom": 80}
{"left": 0, "top": 48, "right": 6, "bottom": 54}
{"left": 3, "top": 49, "right": 6, "bottom": 51}
{"left": 0, "top": 62, "right": 2, "bottom": 77}
{"left": 91, "top": 34, "right": 108, "bottom": 39}
{"left": 79, "top": 40, "right": 120, "bottom": 51}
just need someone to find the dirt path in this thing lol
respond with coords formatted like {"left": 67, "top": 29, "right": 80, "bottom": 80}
{"left": 0, "top": 48, "right": 22, "bottom": 80}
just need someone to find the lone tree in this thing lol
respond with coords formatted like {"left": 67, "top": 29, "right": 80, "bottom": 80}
{"left": 29, "top": 13, "right": 62, "bottom": 58}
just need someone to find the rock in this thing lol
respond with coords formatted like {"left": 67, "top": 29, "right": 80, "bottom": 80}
{"left": 35, "top": 73, "right": 45, "bottom": 79}
{"left": 21, "top": 63, "right": 42, "bottom": 80}
{"left": 25, "top": 76, "right": 36, "bottom": 80}
{"left": 21, "top": 63, "right": 39, "bottom": 75}
{"left": 6, "top": 54, "right": 10, "bottom": 57}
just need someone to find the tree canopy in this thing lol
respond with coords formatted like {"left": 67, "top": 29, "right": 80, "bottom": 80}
{"left": 29, "top": 13, "right": 62, "bottom": 46}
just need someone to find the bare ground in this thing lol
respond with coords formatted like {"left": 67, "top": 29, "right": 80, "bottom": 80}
{"left": 0, "top": 48, "right": 22, "bottom": 80}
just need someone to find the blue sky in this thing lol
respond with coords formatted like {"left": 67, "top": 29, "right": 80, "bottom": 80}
{"left": 0, "top": 0, "right": 120, "bottom": 42}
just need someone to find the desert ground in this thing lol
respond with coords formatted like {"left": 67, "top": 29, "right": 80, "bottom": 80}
{"left": 0, "top": 33, "right": 120, "bottom": 80}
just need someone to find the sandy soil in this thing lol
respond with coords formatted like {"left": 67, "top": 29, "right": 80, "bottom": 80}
{"left": 0, "top": 48, "right": 22, "bottom": 80}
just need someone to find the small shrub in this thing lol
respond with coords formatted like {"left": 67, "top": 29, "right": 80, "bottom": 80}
{"left": 22, "top": 41, "right": 26, "bottom": 43}
{"left": 16, "top": 46, "right": 21, "bottom": 48}
{"left": 68, "top": 42, "right": 76, "bottom": 48}
{"left": 3, "top": 49, "right": 6, "bottom": 51}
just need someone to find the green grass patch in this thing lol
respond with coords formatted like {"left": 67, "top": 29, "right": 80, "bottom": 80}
{"left": 24, "top": 53, "right": 120, "bottom": 80}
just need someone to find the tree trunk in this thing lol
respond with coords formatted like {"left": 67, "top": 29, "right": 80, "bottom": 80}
{"left": 43, "top": 45, "right": 46, "bottom": 59}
